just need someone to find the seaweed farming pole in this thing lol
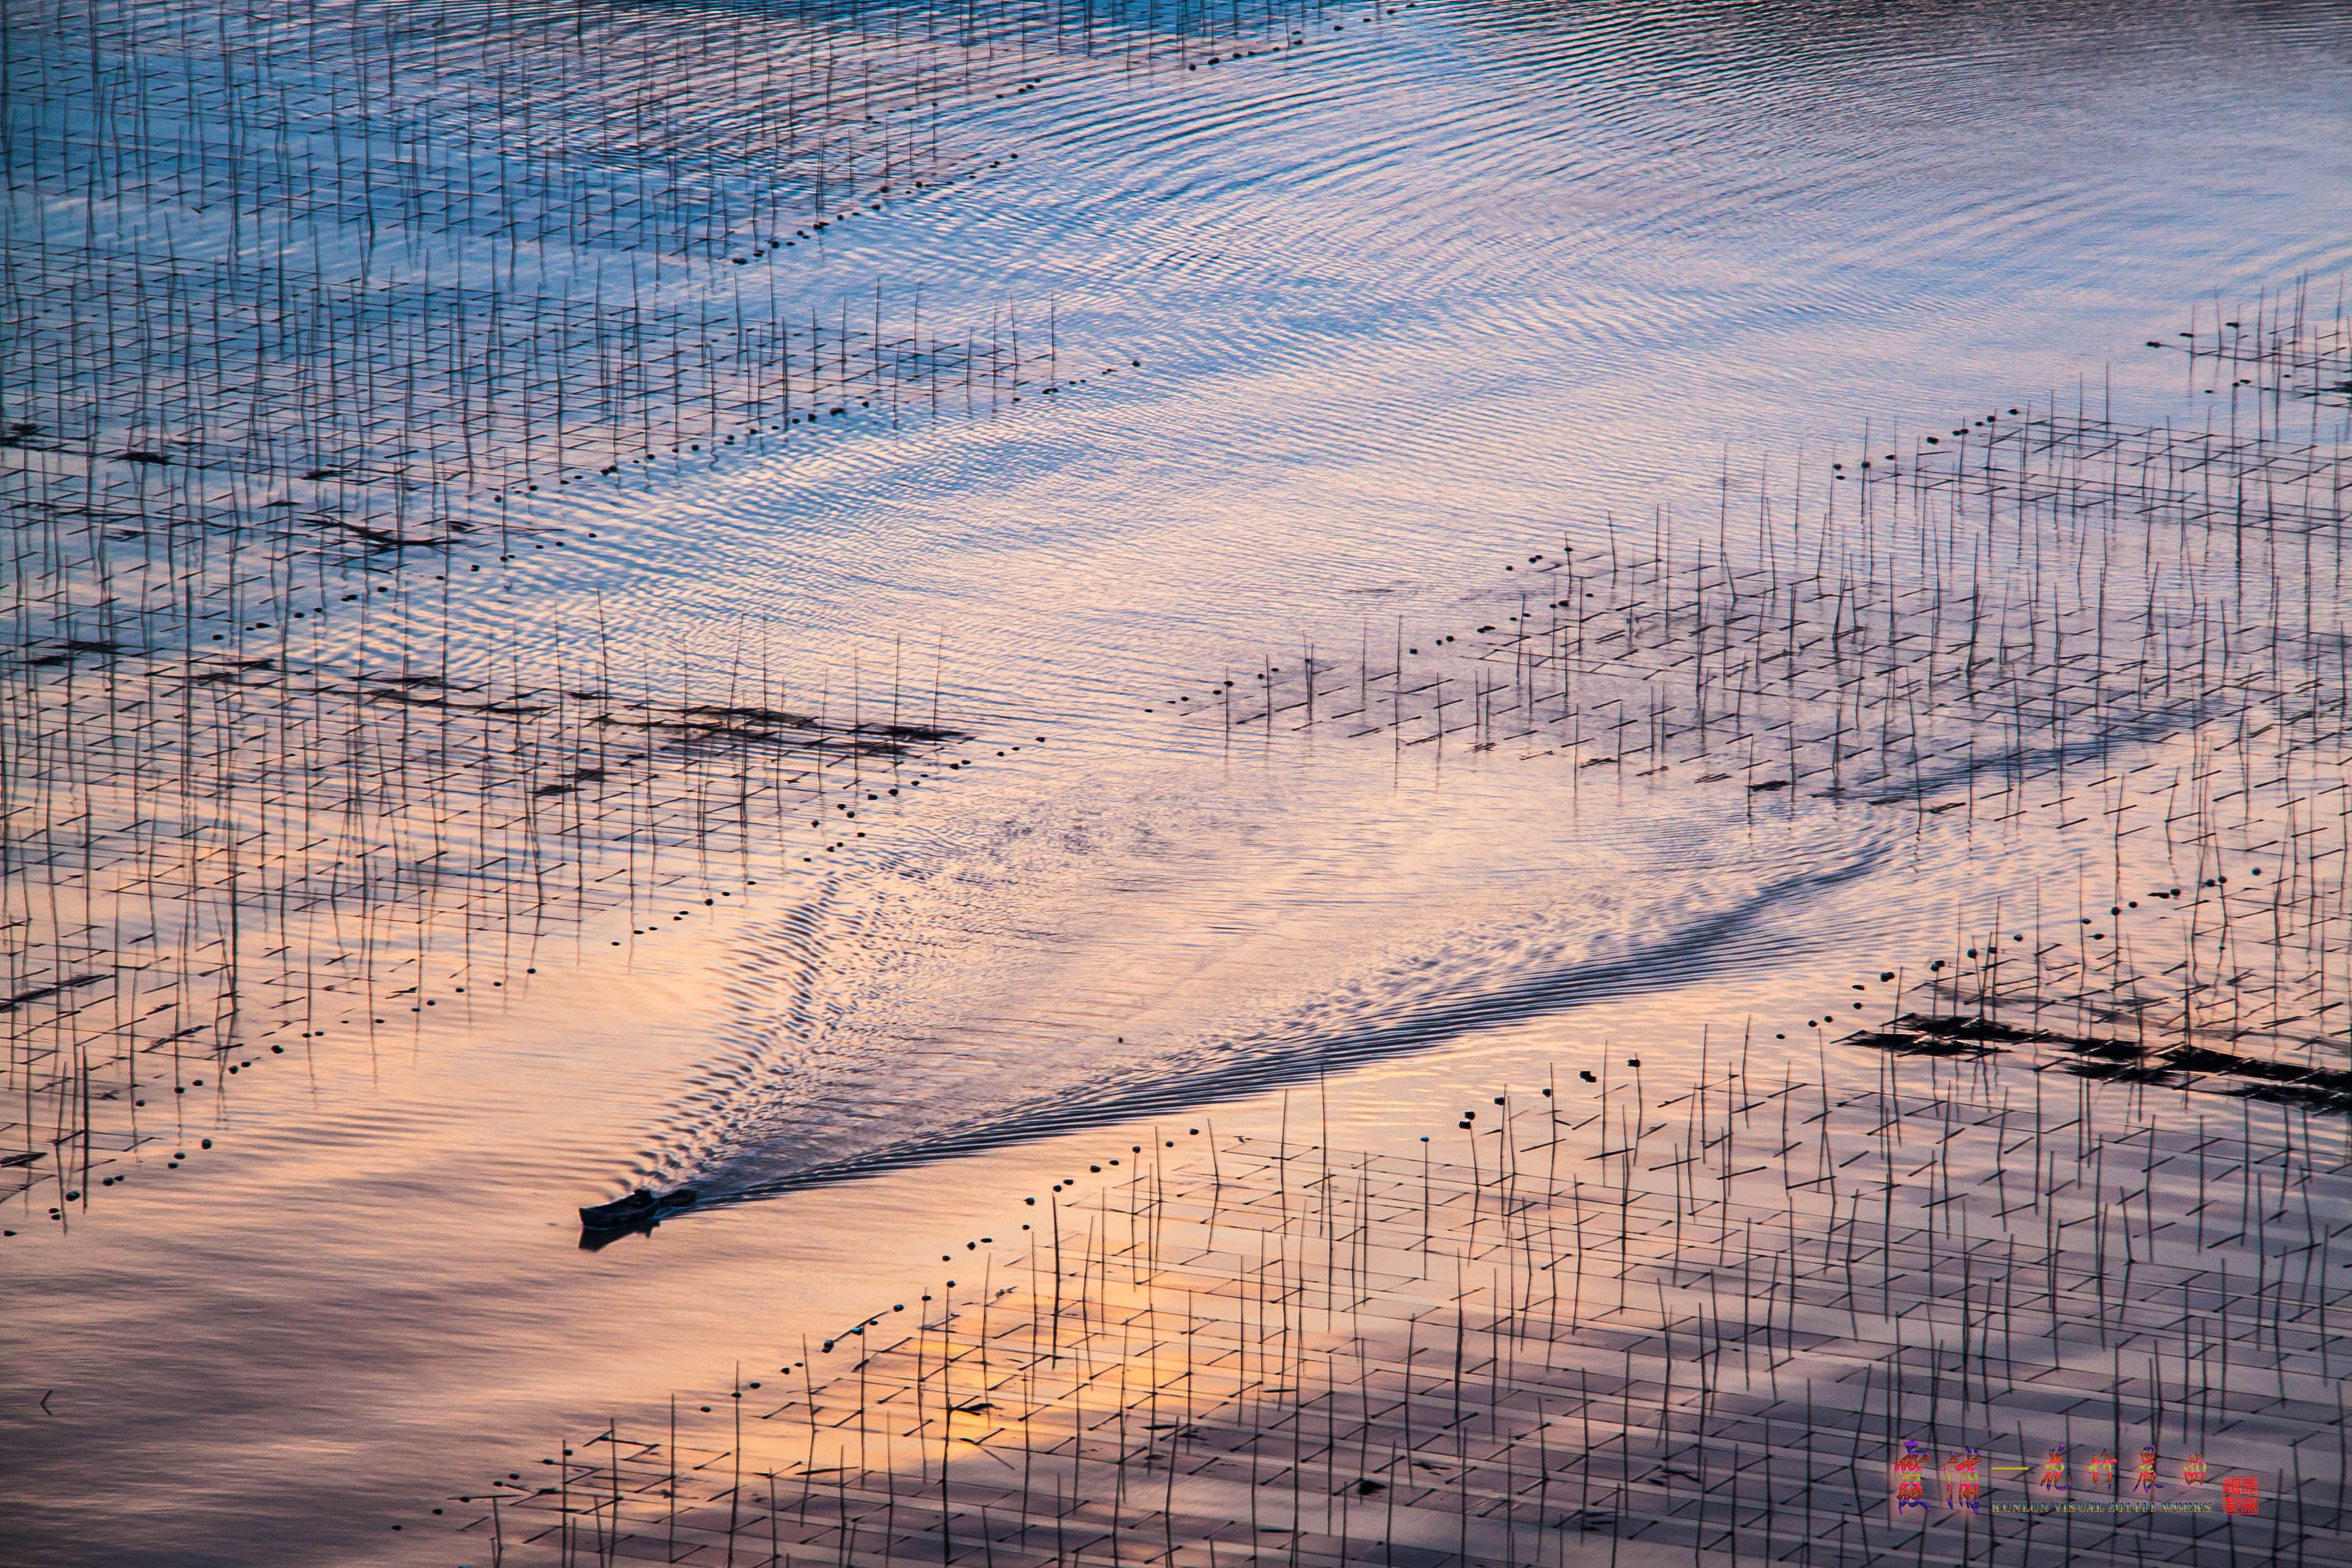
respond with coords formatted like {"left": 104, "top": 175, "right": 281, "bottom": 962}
{"left": 456, "top": 1032, "right": 2352, "bottom": 1564}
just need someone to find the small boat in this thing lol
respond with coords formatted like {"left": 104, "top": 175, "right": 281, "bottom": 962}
{"left": 579, "top": 1186, "right": 699, "bottom": 1228}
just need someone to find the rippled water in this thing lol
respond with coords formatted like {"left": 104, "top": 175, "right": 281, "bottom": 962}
{"left": 5, "top": 0, "right": 2352, "bottom": 1562}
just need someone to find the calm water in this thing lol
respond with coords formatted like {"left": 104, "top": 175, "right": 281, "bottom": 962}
{"left": 5, "top": 0, "right": 2352, "bottom": 1562}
